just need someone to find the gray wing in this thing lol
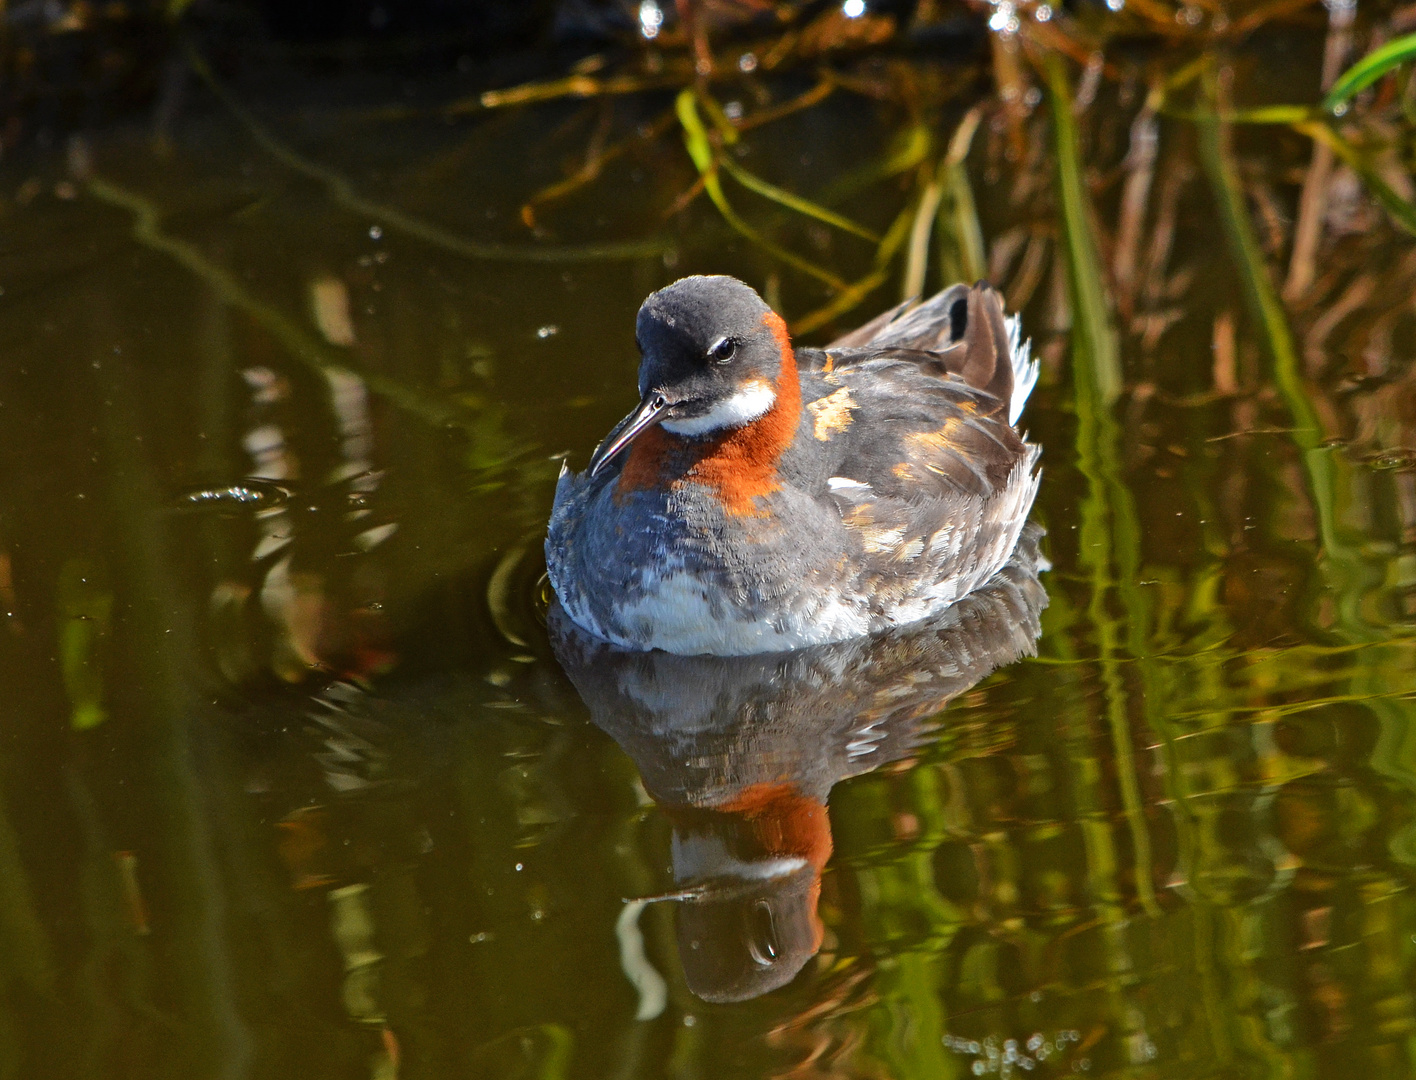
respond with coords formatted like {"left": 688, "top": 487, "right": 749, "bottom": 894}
{"left": 793, "top": 359, "right": 1041, "bottom": 617}
{"left": 808, "top": 282, "right": 1038, "bottom": 426}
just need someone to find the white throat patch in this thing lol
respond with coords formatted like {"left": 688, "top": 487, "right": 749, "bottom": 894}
{"left": 660, "top": 380, "right": 776, "bottom": 436}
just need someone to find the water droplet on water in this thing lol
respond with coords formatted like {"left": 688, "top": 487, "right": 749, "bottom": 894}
{"left": 178, "top": 479, "right": 293, "bottom": 511}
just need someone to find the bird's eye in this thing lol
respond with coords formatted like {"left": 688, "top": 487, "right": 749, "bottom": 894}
{"left": 709, "top": 337, "right": 737, "bottom": 363}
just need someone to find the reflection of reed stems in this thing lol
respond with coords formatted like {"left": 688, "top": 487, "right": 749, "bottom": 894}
{"left": 85, "top": 176, "right": 477, "bottom": 434}
{"left": 1049, "top": 54, "right": 1161, "bottom": 920}
{"left": 1197, "top": 69, "right": 1416, "bottom": 869}
{"left": 185, "top": 48, "right": 670, "bottom": 263}
{"left": 96, "top": 336, "right": 251, "bottom": 1076}
{"left": 1195, "top": 75, "right": 1375, "bottom": 618}
{"left": 64, "top": 762, "right": 167, "bottom": 1076}
{"left": 1190, "top": 904, "right": 1234, "bottom": 1064}
{"left": 873, "top": 953, "right": 951, "bottom": 1078}
{"left": 602, "top": 752, "right": 702, "bottom": 1077}
{"left": 843, "top": 768, "right": 957, "bottom": 1076}
{"left": 0, "top": 769, "right": 54, "bottom": 999}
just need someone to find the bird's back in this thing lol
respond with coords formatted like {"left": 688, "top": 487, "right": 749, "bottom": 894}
{"left": 772, "top": 283, "right": 1041, "bottom": 628}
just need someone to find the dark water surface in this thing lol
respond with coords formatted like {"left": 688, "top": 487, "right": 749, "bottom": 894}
{"left": 2, "top": 39, "right": 1416, "bottom": 1080}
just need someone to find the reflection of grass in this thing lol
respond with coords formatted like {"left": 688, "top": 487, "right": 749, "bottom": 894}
{"left": 1049, "top": 53, "right": 1159, "bottom": 920}
{"left": 33, "top": 10, "right": 1416, "bottom": 1078}
{"left": 0, "top": 771, "right": 54, "bottom": 1000}
{"left": 834, "top": 764, "right": 961, "bottom": 1077}
{"left": 186, "top": 48, "right": 671, "bottom": 264}
{"left": 87, "top": 175, "right": 489, "bottom": 437}
{"left": 1195, "top": 68, "right": 1380, "bottom": 640}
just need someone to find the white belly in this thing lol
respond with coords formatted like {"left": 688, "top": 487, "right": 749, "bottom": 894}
{"left": 564, "top": 568, "right": 873, "bottom": 656}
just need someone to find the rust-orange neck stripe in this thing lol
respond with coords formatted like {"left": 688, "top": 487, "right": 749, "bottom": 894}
{"left": 713, "top": 779, "right": 830, "bottom": 952}
{"left": 617, "top": 311, "right": 802, "bottom": 516}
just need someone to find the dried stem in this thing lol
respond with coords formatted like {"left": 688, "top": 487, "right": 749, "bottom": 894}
{"left": 1284, "top": 0, "right": 1355, "bottom": 301}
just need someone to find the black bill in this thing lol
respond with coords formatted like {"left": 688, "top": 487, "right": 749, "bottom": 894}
{"left": 587, "top": 392, "right": 668, "bottom": 478}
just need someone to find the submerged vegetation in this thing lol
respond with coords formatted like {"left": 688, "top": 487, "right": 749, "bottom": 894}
{"left": 0, "top": 0, "right": 1415, "bottom": 1078}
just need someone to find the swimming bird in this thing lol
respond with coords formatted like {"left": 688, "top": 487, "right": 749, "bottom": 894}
{"left": 546, "top": 275, "right": 1040, "bottom": 656}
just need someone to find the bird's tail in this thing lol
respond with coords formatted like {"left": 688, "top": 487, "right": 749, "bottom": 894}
{"left": 1003, "top": 312, "right": 1038, "bottom": 425}
{"left": 829, "top": 282, "right": 1036, "bottom": 426}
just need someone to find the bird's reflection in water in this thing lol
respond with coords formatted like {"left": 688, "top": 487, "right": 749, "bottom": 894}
{"left": 549, "top": 523, "right": 1049, "bottom": 1003}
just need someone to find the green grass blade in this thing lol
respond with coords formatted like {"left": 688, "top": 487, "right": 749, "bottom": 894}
{"left": 689, "top": 88, "right": 880, "bottom": 243}
{"left": 927, "top": 114, "right": 984, "bottom": 290}
{"left": 534, "top": 1024, "right": 575, "bottom": 1080}
{"left": 814, "top": 122, "right": 933, "bottom": 207}
{"left": 58, "top": 560, "right": 113, "bottom": 730}
{"left": 674, "top": 87, "right": 716, "bottom": 172}
{"left": 675, "top": 89, "right": 847, "bottom": 290}
{"left": 1224, "top": 105, "right": 1315, "bottom": 124}
{"left": 1159, "top": 104, "right": 1315, "bottom": 125}
{"left": 903, "top": 177, "right": 945, "bottom": 300}
{"left": 695, "top": 92, "right": 741, "bottom": 145}
{"left": 944, "top": 160, "right": 986, "bottom": 283}
{"left": 1323, "top": 31, "right": 1416, "bottom": 112}
{"left": 718, "top": 156, "right": 881, "bottom": 242}
{"left": 1045, "top": 54, "right": 1121, "bottom": 404}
